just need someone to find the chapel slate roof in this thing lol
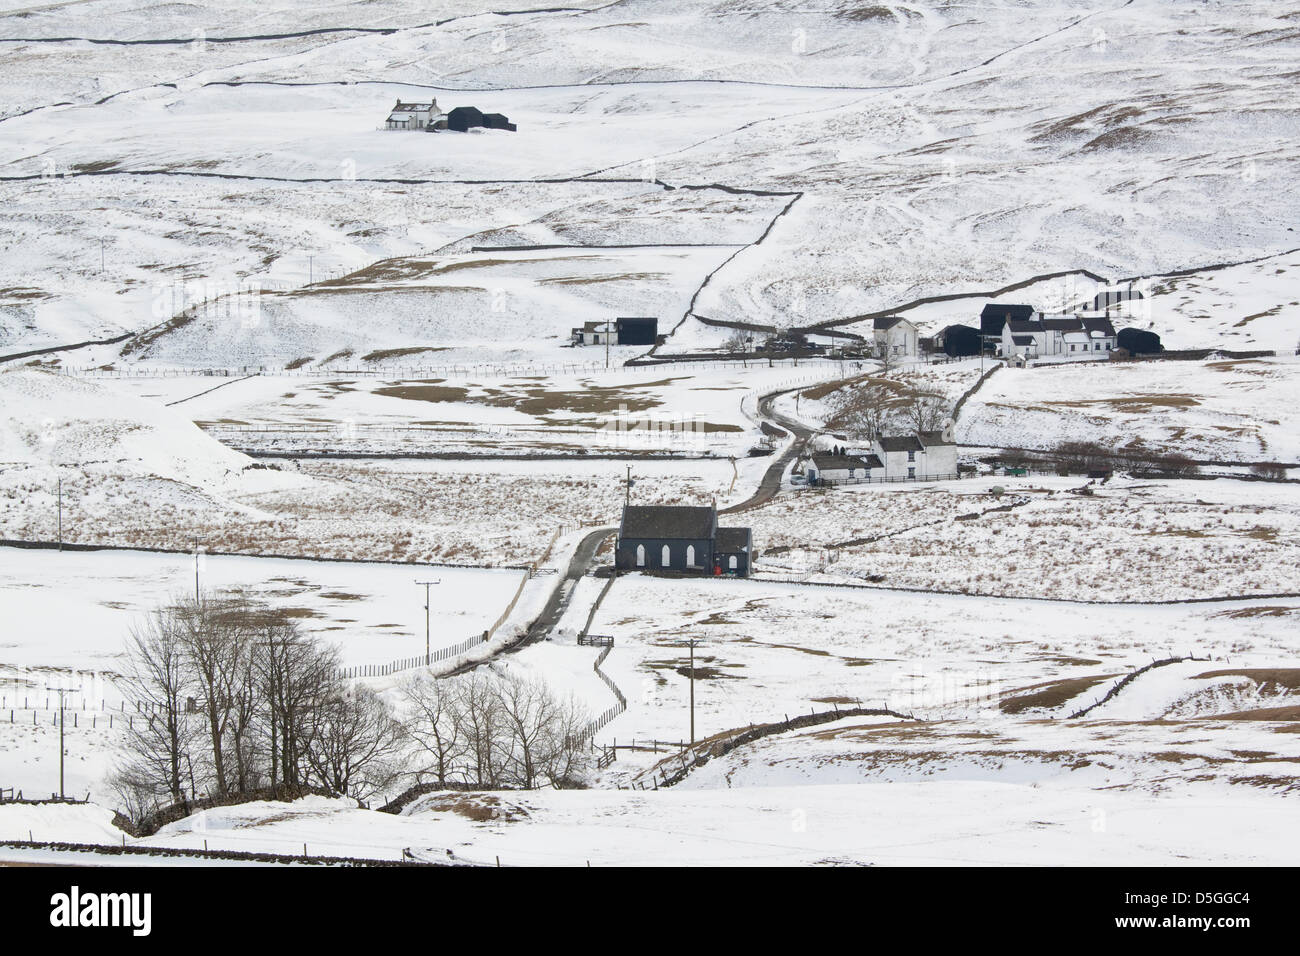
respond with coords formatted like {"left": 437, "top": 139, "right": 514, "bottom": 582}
{"left": 918, "top": 430, "right": 954, "bottom": 447}
{"left": 620, "top": 505, "right": 716, "bottom": 540}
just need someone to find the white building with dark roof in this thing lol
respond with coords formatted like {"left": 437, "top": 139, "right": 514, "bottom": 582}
{"left": 385, "top": 99, "right": 443, "bottom": 130}
{"left": 999, "top": 313, "right": 1116, "bottom": 359}
{"left": 801, "top": 426, "right": 957, "bottom": 484}
{"left": 872, "top": 315, "right": 918, "bottom": 358}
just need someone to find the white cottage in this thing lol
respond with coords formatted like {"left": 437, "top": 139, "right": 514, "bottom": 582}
{"left": 571, "top": 320, "right": 614, "bottom": 346}
{"left": 872, "top": 316, "right": 918, "bottom": 358}
{"left": 803, "top": 426, "right": 957, "bottom": 484}
{"left": 385, "top": 99, "right": 443, "bottom": 130}
{"left": 1000, "top": 314, "right": 1117, "bottom": 359}
{"left": 804, "top": 453, "right": 883, "bottom": 485}
{"left": 875, "top": 426, "right": 957, "bottom": 480}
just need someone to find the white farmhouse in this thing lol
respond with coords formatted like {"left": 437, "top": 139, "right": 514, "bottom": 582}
{"left": 385, "top": 99, "right": 443, "bottom": 130}
{"left": 872, "top": 316, "right": 918, "bottom": 358}
{"left": 571, "top": 320, "right": 614, "bottom": 346}
{"left": 1000, "top": 314, "right": 1117, "bottom": 360}
{"left": 803, "top": 426, "right": 957, "bottom": 484}
{"left": 803, "top": 453, "right": 882, "bottom": 484}
{"left": 875, "top": 426, "right": 957, "bottom": 480}
{"left": 917, "top": 429, "right": 958, "bottom": 476}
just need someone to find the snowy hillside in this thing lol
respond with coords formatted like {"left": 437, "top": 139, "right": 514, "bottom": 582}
{"left": 0, "top": 0, "right": 1296, "bottom": 357}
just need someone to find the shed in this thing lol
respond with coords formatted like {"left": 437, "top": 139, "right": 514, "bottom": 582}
{"left": 447, "top": 106, "right": 485, "bottom": 132}
{"left": 615, "top": 316, "right": 658, "bottom": 346}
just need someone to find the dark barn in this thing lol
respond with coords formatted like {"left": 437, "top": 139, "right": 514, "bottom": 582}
{"left": 1117, "top": 327, "right": 1163, "bottom": 354}
{"left": 615, "top": 504, "right": 751, "bottom": 577}
{"left": 445, "top": 106, "right": 517, "bottom": 132}
{"left": 446, "top": 106, "right": 484, "bottom": 131}
{"left": 482, "top": 112, "right": 518, "bottom": 132}
{"left": 940, "top": 324, "right": 982, "bottom": 357}
{"left": 979, "top": 303, "right": 1035, "bottom": 339}
{"left": 615, "top": 316, "right": 658, "bottom": 346}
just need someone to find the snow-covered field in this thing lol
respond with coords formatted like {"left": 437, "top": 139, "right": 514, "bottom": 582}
{"left": 1, "top": 0, "right": 1298, "bottom": 867}
{"left": 750, "top": 475, "right": 1300, "bottom": 600}
{"left": 960, "top": 356, "right": 1300, "bottom": 463}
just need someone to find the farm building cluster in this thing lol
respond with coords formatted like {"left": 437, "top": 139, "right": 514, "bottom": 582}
{"left": 927, "top": 288, "right": 1154, "bottom": 361}
{"left": 800, "top": 427, "right": 958, "bottom": 485}
{"left": 571, "top": 317, "right": 659, "bottom": 347}
{"left": 384, "top": 99, "right": 517, "bottom": 132}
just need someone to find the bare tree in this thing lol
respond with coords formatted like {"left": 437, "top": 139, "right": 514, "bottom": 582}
{"left": 304, "top": 684, "right": 402, "bottom": 800}
{"left": 872, "top": 341, "right": 898, "bottom": 374}
{"left": 117, "top": 602, "right": 199, "bottom": 805}
{"left": 257, "top": 622, "right": 338, "bottom": 790}
{"left": 722, "top": 329, "right": 750, "bottom": 353}
{"left": 495, "top": 672, "right": 561, "bottom": 790}
{"left": 539, "top": 691, "right": 593, "bottom": 787}
{"left": 898, "top": 377, "right": 949, "bottom": 433}
{"left": 401, "top": 674, "right": 468, "bottom": 788}
{"left": 173, "top": 596, "right": 254, "bottom": 797}
{"left": 454, "top": 671, "right": 505, "bottom": 788}
{"left": 825, "top": 379, "right": 894, "bottom": 442}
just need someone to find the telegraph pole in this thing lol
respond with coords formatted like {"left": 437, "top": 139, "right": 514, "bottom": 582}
{"left": 46, "top": 686, "right": 71, "bottom": 799}
{"left": 415, "top": 580, "right": 440, "bottom": 664}
{"left": 193, "top": 537, "right": 203, "bottom": 603}
{"left": 56, "top": 477, "right": 62, "bottom": 550}
{"left": 307, "top": 254, "right": 314, "bottom": 285}
{"left": 605, "top": 319, "right": 611, "bottom": 370}
{"left": 625, "top": 465, "right": 633, "bottom": 506}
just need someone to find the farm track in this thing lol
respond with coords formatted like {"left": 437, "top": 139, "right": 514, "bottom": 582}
{"left": 719, "top": 386, "right": 817, "bottom": 515}
{"left": 443, "top": 525, "right": 614, "bottom": 676}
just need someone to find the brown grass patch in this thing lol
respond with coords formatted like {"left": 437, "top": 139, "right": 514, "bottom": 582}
{"left": 361, "top": 347, "right": 448, "bottom": 363}
{"left": 999, "top": 674, "right": 1120, "bottom": 714}
{"left": 373, "top": 383, "right": 469, "bottom": 404}
{"left": 1214, "top": 606, "right": 1294, "bottom": 619}
{"left": 1193, "top": 669, "right": 1300, "bottom": 692}
{"left": 419, "top": 793, "right": 528, "bottom": 823}
{"left": 1046, "top": 393, "right": 1200, "bottom": 413}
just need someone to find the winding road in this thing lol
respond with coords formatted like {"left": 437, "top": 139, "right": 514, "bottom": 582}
{"left": 720, "top": 385, "right": 818, "bottom": 515}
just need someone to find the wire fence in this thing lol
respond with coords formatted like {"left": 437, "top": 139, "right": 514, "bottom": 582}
{"left": 340, "top": 525, "right": 563, "bottom": 681}
{"left": 56, "top": 355, "right": 857, "bottom": 381}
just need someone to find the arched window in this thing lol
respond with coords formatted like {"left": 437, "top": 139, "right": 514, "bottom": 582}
{"left": 729, "top": 555, "right": 738, "bottom": 570}
{"left": 686, "top": 545, "right": 696, "bottom": 567}
{"left": 661, "top": 544, "right": 671, "bottom": 567}
{"left": 636, "top": 544, "right": 645, "bottom": 567}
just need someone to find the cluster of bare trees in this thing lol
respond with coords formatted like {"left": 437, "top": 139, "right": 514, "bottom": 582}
{"left": 400, "top": 670, "right": 591, "bottom": 790}
{"left": 825, "top": 373, "right": 950, "bottom": 441}
{"left": 1042, "top": 440, "right": 1198, "bottom": 477}
{"left": 113, "top": 596, "right": 595, "bottom": 825}
{"left": 113, "top": 595, "right": 401, "bottom": 822}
